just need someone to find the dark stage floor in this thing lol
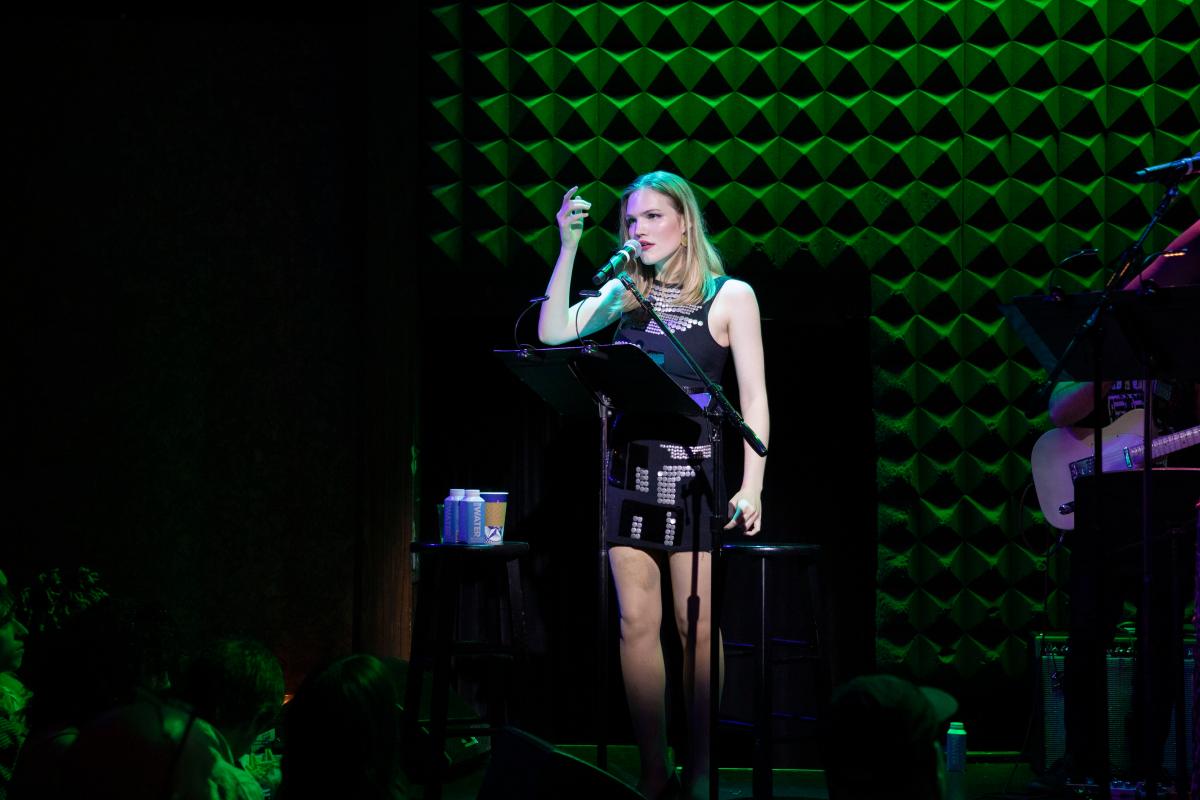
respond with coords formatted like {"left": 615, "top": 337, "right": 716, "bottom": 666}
{"left": 412, "top": 746, "right": 1043, "bottom": 799}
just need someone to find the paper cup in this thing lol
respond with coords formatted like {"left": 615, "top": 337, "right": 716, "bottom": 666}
{"left": 480, "top": 491, "right": 508, "bottom": 544}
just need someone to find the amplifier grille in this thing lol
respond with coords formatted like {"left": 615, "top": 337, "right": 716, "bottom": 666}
{"left": 1035, "top": 634, "right": 1194, "bottom": 775}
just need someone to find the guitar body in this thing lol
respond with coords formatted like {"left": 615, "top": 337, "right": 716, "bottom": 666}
{"left": 1031, "top": 408, "right": 1151, "bottom": 530}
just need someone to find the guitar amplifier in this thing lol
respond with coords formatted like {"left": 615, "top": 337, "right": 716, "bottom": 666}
{"left": 1035, "top": 633, "right": 1194, "bottom": 774}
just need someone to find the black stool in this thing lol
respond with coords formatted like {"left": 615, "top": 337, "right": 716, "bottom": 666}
{"left": 720, "top": 542, "right": 832, "bottom": 800}
{"left": 404, "top": 541, "right": 530, "bottom": 799}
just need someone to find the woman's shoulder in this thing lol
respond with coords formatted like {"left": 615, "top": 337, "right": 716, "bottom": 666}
{"left": 711, "top": 277, "right": 757, "bottom": 307}
{"left": 715, "top": 276, "right": 753, "bottom": 293}
{"left": 708, "top": 278, "right": 760, "bottom": 342}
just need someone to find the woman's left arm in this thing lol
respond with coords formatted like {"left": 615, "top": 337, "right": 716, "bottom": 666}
{"left": 722, "top": 281, "right": 769, "bottom": 535}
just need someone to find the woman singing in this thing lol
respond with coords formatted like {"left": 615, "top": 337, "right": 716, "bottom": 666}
{"left": 537, "top": 172, "right": 769, "bottom": 800}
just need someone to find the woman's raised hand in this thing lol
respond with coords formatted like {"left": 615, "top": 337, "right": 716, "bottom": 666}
{"left": 556, "top": 185, "right": 591, "bottom": 251}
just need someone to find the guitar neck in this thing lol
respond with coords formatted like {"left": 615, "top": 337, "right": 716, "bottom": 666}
{"left": 1128, "top": 425, "right": 1200, "bottom": 462}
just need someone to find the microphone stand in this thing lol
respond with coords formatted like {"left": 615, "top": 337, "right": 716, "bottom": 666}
{"left": 616, "top": 273, "right": 767, "bottom": 800}
{"left": 1125, "top": 182, "right": 1185, "bottom": 800}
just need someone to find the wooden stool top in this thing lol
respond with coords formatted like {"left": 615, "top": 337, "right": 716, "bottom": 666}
{"left": 720, "top": 542, "right": 820, "bottom": 558}
{"left": 413, "top": 541, "right": 530, "bottom": 558}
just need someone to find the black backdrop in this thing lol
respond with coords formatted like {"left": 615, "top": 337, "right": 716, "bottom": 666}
{"left": 9, "top": 19, "right": 371, "bottom": 690}
{"left": 8, "top": 14, "right": 875, "bottom": 750}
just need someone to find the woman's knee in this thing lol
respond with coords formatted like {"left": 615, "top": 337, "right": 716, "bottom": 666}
{"left": 619, "top": 603, "right": 662, "bottom": 644}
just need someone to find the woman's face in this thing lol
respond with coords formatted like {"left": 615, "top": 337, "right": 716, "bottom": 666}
{"left": 0, "top": 602, "right": 27, "bottom": 673}
{"left": 624, "top": 188, "right": 686, "bottom": 269}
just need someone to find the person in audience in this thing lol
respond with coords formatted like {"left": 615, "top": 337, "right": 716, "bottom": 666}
{"left": 5, "top": 565, "right": 107, "bottom": 793}
{"left": 0, "top": 572, "right": 31, "bottom": 800}
{"left": 821, "top": 674, "right": 958, "bottom": 800}
{"left": 278, "top": 653, "right": 406, "bottom": 800}
{"left": 9, "top": 594, "right": 179, "bottom": 798}
{"left": 54, "top": 687, "right": 258, "bottom": 800}
{"left": 176, "top": 639, "right": 285, "bottom": 798}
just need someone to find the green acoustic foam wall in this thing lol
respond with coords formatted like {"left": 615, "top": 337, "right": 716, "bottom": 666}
{"left": 422, "top": 0, "right": 1200, "bottom": 740}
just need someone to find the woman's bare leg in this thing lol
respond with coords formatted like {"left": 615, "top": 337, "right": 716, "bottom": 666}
{"left": 669, "top": 550, "right": 724, "bottom": 798}
{"left": 610, "top": 545, "right": 672, "bottom": 796}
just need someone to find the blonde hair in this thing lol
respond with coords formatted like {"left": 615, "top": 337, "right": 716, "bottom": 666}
{"left": 616, "top": 171, "right": 724, "bottom": 310}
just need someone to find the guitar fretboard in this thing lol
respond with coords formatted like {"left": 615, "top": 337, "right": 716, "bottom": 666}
{"left": 1128, "top": 426, "right": 1200, "bottom": 462}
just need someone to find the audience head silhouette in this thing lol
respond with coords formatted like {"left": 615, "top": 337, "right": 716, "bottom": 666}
{"left": 822, "top": 674, "right": 958, "bottom": 800}
{"left": 179, "top": 638, "right": 284, "bottom": 760}
{"left": 279, "top": 653, "right": 404, "bottom": 800}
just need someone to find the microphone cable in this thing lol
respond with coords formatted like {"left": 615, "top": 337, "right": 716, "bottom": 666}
{"left": 574, "top": 289, "right": 601, "bottom": 347}
{"left": 513, "top": 294, "right": 549, "bottom": 354}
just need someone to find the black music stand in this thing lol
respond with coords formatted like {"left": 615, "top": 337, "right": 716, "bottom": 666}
{"left": 495, "top": 343, "right": 703, "bottom": 774}
{"left": 1001, "top": 285, "right": 1200, "bottom": 795}
{"left": 999, "top": 287, "right": 1200, "bottom": 385}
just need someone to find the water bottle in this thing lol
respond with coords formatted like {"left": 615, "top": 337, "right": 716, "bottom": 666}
{"left": 442, "top": 489, "right": 465, "bottom": 543}
{"left": 946, "top": 721, "right": 967, "bottom": 772}
{"left": 459, "top": 489, "right": 485, "bottom": 544}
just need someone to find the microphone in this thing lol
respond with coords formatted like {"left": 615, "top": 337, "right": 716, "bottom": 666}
{"left": 1130, "top": 153, "right": 1200, "bottom": 184}
{"left": 591, "top": 239, "right": 643, "bottom": 286}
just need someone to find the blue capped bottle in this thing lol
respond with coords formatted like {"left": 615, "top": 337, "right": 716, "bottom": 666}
{"left": 946, "top": 721, "right": 966, "bottom": 772}
{"left": 442, "top": 489, "right": 465, "bottom": 543}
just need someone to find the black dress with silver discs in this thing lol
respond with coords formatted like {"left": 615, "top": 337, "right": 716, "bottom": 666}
{"left": 606, "top": 276, "right": 732, "bottom": 552}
